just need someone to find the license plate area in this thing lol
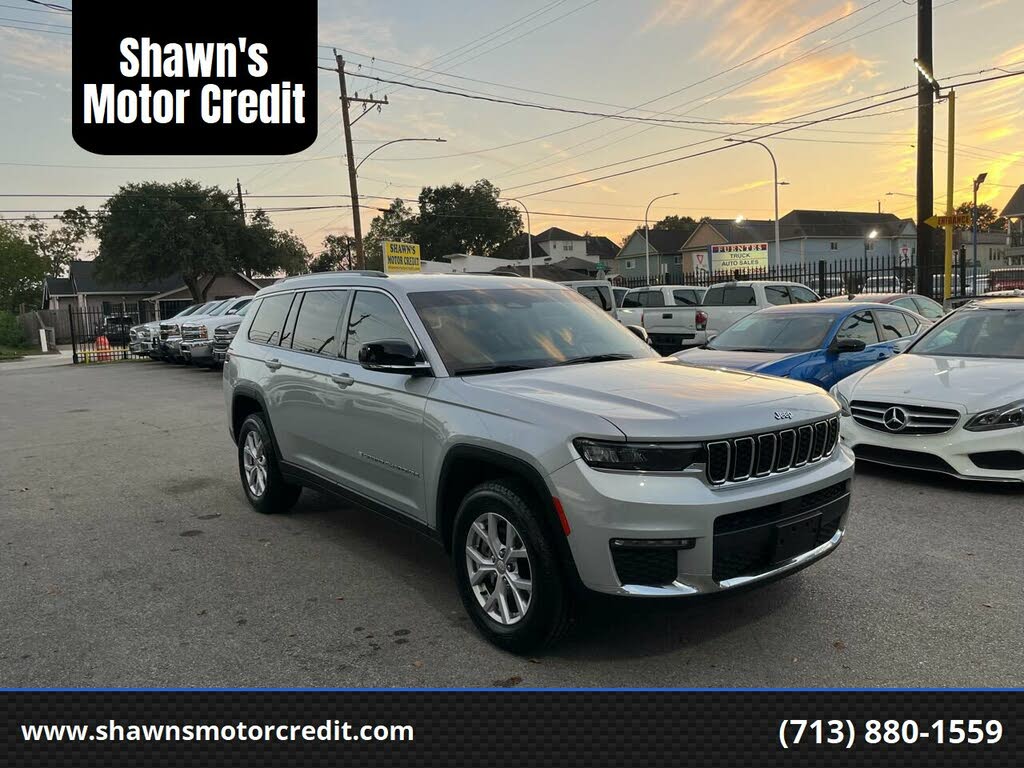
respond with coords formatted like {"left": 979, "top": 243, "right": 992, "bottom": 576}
{"left": 772, "top": 514, "right": 821, "bottom": 563}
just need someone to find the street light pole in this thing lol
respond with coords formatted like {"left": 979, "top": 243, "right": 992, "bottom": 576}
{"left": 645, "top": 192, "right": 678, "bottom": 285}
{"left": 506, "top": 198, "right": 533, "bottom": 278}
{"left": 972, "top": 172, "right": 988, "bottom": 294}
{"left": 354, "top": 137, "right": 446, "bottom": 175}
{"left": 726, "top": 138, "right": 781, "bottom": 272}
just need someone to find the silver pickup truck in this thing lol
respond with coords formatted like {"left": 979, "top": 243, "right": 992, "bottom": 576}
{"left": 180, "top": 297, "right": 252, "bottom": 366}
{"left": 616, "top": 285, "right": 706, "bottom": 353}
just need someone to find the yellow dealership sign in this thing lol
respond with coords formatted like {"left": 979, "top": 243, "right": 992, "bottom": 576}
{"left": 710, "top": 242, "right": 769, "bottom": 272}
{"left": 383, "top": 241, "right": 421, "bottom": 273}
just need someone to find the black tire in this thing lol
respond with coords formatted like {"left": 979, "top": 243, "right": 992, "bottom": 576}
{"left": 452, "top": 479, "right": 572, "bottom": 653}
{"left": 237, "top": 412, "right": 301, "bottom": 514}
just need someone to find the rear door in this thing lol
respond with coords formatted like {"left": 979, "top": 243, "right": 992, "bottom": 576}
{"left": 268, "top": 289, "right": 352, "bottom": 476}
{"left": 874, "top": 308, "right": 920, "bottom": 354}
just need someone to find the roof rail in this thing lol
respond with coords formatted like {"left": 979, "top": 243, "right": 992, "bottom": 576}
{"left": 275, "top": 269, "right": 388, "bottom": 283}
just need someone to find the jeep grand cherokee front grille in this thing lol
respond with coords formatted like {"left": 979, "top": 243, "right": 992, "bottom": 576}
{"left": 705, "top": 416, "right": 840, "bottom": 485}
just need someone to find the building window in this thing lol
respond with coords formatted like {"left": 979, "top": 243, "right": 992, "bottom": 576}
{"left": 866, "top": 241, "right": 875, "bottom": 251}
{"left": 562, "top": 243, "right": 573, "bottom": 251}
{"left": 624, "top": 259, "right": 635, "bottom": 270}
{"left": 830, "top": 241, "right": 838, "bottom": 250}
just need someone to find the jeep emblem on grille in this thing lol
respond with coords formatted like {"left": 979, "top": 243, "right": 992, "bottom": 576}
{"left": 774, "top": 411, "right": 793, "bottom": 420}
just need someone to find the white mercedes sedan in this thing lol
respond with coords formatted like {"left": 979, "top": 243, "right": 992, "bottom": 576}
{"left": 831, "top": 297, "right": 1024, "bottom": 482}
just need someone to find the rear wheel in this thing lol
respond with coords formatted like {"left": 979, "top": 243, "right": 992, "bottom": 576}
{"left": 453, "top": 480, "right": 571, "bottom": 653}
{"left": 237, "top": 413, "right": 301, "bottom": 514}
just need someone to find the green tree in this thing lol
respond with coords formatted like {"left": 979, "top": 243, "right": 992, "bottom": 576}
{"left": 363, "top": 198, "right": 416, "bottom": 270}
{"left": 0, "top": 220, "right": 47, "bottom": 313}
{"left": 415, "top": 180, "right": 521, "bottom": 258}
{"left": 238, "top": 210, "right": 310, "bottom": 278}
{"left": 622, "top": 214, "right": 700, "bottom": 246}
{"left": 955, "top": 201, "right": 1006, "bottom": 232}
{"left": 94, "top": 180, "right": 305, "bottom": 302}
{"left": 309, "top": 233, "right": 357, "bottom": 272}
{"left": 23, "top": 206, "right": 92, "bottom": 276}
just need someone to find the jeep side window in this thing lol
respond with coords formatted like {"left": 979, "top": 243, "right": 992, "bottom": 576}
{"left": 343, "top": 291, "right": 417, "bottom": 361}
{"left": 247, "top": 293, "right": 295, "bottom": 346}
{"left": 291, "top": 290, "right": 349, "bottom": 355}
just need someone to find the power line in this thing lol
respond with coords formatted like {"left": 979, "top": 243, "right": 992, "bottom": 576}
{"left": 0, "top": 20, "right": 70, "bottom": 34}
{"left": 508, "top": 70, "right": 1024, "bottom": 200}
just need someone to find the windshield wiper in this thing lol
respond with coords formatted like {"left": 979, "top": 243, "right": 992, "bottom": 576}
{"left": 455, "top": 364, "right": 536, "bottom": 376}
{"left": 553, "top": 353, "right": 635, "bottom": 367}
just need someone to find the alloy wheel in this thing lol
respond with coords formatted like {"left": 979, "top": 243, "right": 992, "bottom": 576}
{"left": 242, "top": 431, "right": 268, "bottom": 498}
{"left": 465, "top": 512, "right": 533, "bottom": 625}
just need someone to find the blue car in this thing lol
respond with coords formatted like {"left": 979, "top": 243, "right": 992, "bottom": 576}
{"left": 675, "top": 303, "right": 927, "bottom": 390}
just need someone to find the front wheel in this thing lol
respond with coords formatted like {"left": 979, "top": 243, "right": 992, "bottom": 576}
{"left": 237, "top": 413, "right": 301, "bottom": 514}
{"left": 452, "top": 480, "right": 572, "bottom": 653}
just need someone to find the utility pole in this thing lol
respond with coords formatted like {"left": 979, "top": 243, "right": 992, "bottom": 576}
{"left": 334, "top": 50, "right": 387, "bottom": 269}
{"left": 235, "top": 178, "right": 246, "bottom": 222}
{"left": 943, "top": 90, "right": 955, "bottom": 303}
{"left": 236, "top": 178, "right": 252, "bottom": 279}
{"left": 915, "top": 0, "right": 935, "bottom": 297}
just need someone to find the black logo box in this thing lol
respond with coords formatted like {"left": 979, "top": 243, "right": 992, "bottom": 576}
{"left": 72, "top": 2, "right": 318, "bottom": 155}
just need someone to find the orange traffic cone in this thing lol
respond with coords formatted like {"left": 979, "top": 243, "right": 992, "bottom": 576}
{"left": 95, "top": 335, "right": 111, "bottom": 362}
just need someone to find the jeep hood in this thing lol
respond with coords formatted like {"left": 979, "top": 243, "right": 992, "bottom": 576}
{"left": 462, "top": 357, "right": 837, "bottom": 440}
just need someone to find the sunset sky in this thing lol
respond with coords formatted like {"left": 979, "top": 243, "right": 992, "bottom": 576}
{"left": 2, "top": 0, "right": 1022, "bottom": 256}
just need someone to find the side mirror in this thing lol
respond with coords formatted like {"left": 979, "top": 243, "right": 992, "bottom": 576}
{"left": 625, "top": 325, "right": 651, "bottom": 345}
{"left": 706, "top": 332, "right": 718, "bottom": 344}
{"left": 829, "top": 338, "right": 866, "bottom": 354}
{"left": 358, "top": 340, "right": 432, "bottom": 376}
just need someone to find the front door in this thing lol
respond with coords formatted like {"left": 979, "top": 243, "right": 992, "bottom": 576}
{"left": 330, "top": 289, "right": 432, "bottom": 521}
{"left": 830, "top": 310, "right": 887, "bottom": 385}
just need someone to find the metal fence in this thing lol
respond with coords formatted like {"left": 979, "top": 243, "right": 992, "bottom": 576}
{"left": 615, "top": 256, "right": 935, "bottom": 298}
{"left": 68, "top": 306, "right": 156, "bottom": 364}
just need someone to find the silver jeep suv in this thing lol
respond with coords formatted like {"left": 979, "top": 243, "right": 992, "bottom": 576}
{"left": 223, "top": 272, "right": 854, "bottom": 651}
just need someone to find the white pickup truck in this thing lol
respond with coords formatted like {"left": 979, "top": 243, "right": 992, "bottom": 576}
{"left": 616, "top": 285, "right": 706, "bottom": 353}
{"left": 700, "top": 280, "right": 821, "bottom": 337}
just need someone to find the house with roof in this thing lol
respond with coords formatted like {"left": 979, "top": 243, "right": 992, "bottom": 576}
{"left": 1000, "top": 184, "right": 1024, "bottom": 265}
{"left": 42, "top": 260, "right": 268, "bottom": 319}
{"left": 777, "top": 210, "right": 916, "bottom": 267}
{"left": 614, "top": 229, "right": 693, "bottom": 280}
{"left": 678, "top": 211, "right": 917, "bottom": 276}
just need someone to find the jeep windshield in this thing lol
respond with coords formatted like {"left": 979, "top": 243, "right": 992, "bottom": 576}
{"left": 409, "top": 286, "right": 657, "bottom": 376}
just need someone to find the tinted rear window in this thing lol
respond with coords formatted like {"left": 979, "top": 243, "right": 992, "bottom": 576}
{"left": 576, "top": 285, "right": 613, "bottom": 311}
{"left": 247, "top": 293, "right": 295, "bottom": 345}
{"left": 703, "top": 286, "right": 755, "bottom": 306}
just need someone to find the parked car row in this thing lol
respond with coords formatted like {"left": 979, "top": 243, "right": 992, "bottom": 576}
{"left": 129, "top": 296, "right": 251, "bottom": 366}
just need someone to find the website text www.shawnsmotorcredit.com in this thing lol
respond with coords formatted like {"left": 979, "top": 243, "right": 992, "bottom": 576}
{"left": 21, "top": 720, "right": 414, "bottom": 744}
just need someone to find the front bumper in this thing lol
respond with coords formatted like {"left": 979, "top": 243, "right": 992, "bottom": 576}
{"left": 840, "top": 414, "right": 1024, "bottom": 482}
{"left": 159, "top": 337, "right": 184, "bottom": 358}
{"left": 180, "top": 340, "right": 213, "bottom": 362}
{"left": 548, "top": 447, "right": 855, "bottom": 596}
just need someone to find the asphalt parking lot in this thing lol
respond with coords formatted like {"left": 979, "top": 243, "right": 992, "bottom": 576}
{"left": 1, "top": 360, "right": 1021, "bottom": 688}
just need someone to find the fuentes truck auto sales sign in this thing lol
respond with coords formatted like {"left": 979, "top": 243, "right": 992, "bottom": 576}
{"left": 710, "top": 242, "right": 769, "bottom": 272}
{"left": 72, "top": 1, "right": 317, "bottom": 155}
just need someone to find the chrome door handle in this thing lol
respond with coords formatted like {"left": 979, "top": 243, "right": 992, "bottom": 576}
{"left": 331, "top": 373, "right": 354, "bottom": 388}
{"left": 265, "top": 358, "right": 282, "bottom": 370}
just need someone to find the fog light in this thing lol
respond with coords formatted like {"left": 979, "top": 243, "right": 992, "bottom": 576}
{"left": 610, "top": 538, "right": 696, "bottom": 549}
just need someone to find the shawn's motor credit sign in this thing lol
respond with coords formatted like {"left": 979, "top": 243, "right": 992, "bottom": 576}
{"left": 383, "top": 242, "right": 422, "bottom": 273}
{"left": 710, "top": 242, "right": 769, "bottom": 271}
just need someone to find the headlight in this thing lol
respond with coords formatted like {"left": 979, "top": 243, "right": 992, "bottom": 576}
{"left": 964, "top": 400, "right": 1024, "bottom": 431}
{"left": 829, "top": 386, "right": 851, "bottom": 417}
{"left": 573, "top": 438, "right": 701, "bottom": 472}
